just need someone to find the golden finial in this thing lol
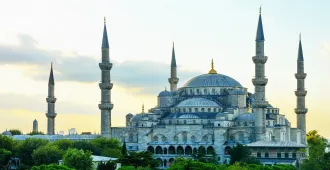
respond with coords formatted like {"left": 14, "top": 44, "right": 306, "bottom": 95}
{"left": 259, "top": 6, "right": 262, "bottom": 15}
{"left": 208, "top": 58, "right": 217, "bottom": 74}
{"left": 173, "top": 41, "right": 174, "bottom": 47}
{"left": 247, "top": 103, "right": 251, "bottom": 113}
{"left": 299, "top": 33, "right": 301, "bottom": 40}
{"left": 104, "top": 16, "right": 106, "bottom": 24}
{"left": 142, "top": 103, "right": 145, "bottom": 114}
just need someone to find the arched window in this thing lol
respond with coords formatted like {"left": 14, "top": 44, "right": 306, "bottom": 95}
{"left": 153, "top": 136, "right": 159, "bottom": 142}
{"left": 196, "top": 89, "right": 200, "bottom": 94}
{"left": 190, "top": 89, "right": 193, "bottom": 94}
{"left": 204, "top": 89, "right": 207, "bottom": 94}
{"left": 183, "top": 120, "right": 187, "bottom": 124}
{"left": 213, "top": 108, "right": 217, "bottom": 112}
{"left": 156, "top": 146, "right": 163, "bottom": 154}
{"left": 212, "top": 89, "right": 215, "bottom": 94}
{"left": 185, "top": 146, "right": 192, "bottom": 155}
{"left": 267, "top": 121, "right": 270, "bottom": 126}
{"left": 208, "top": 108, "right": 211, "bottom": 112}
{"left": 201, "top": 108, "right": 205, "bottom": 112}
{"left": 195, "top": 108, "right": 198, "bottom": 112}
{"left": 169, "top": 146, "right": 176, "bottom": 154}
{"left": 147, "top": 146, "right": 154, "bottom": 153}
{"left": 189, "top": 108, "right": 192, "bottom": 112}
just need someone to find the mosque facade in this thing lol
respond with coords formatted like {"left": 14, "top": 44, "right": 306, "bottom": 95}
{"left": 2, "top": 9, "right": 308, "bottom": 167}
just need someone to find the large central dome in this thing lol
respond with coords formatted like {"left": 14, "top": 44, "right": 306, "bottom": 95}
{"left": 183, "top": 73, "right": 242, "bottom": 88}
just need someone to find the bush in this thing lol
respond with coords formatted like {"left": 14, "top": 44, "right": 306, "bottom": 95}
{"left": 0, "top": 135, "right": 14, "bottom": 151}
{"left": 16, "top": 138, "right": 49, "bottom": 167}
{"left": 8, "top": 129, "right": 22, "bottom": 135}
{"left": 31, "top": 164, "right": 74, "bottom": 170}
{"left": 32, "top": 145, "right": 63, "bottom": 165}
{"left": 101, "top": 148, "right": 122, "bottom": 158}
{"left": 0, "top": 149, "right": 12, "bottom": 168}
{"left": 62, "top": 148, "right": 93, "bottom": 170}
{"left": 52, "top": 139, "right": 73, "bottom": 151}
{"left": 97, "top": 160, "right": 117, "bottom": 170}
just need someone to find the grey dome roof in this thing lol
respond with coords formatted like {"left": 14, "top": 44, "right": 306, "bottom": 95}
{"left": 2, "top": 130, "right": 12, "bottom": 136}
{"left": 183, "top": 73, "right": 242, "bottom": 88}
{"left": 235, "top": 113, "right": 254, "bottom": 121}
{"left": 176, "top": 98, "right": 219, "bottom": 107}
{"left": 165, "top": 112, "right": 218, "bottom": 119}
{"left": 130, "top": 114, "right": 148, "bottom": 122}
{"left": 158, "top": 90, "right": 172, "bottom": 97}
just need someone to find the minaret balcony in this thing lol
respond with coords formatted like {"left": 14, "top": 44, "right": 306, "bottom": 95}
{"left": 252, "top": 56, "right": 268, "bottom": 64}
{"left": 294, "top": 108, "right": 308, "bottom": 114}
{"left": 99, "top": 83, "right": 113, "bottom": 90}
{"left": 46, "top": 97, "right": 57, "bottom": 103}
{"left": 295, "top": 90, "right": 307, "bottom": 96}
{"left": 252, "top": 100, "right": 269, "bottom": 108}
{"left": 295, "top": 73, "right": 306, "bottom": 79}
{"left": 98, "top": 103, "right": 114, "bottom": 110}
{"left": 46, "top": 113, "right": 57, "bottom": 118}
{"left": 99, "top": 63, "right": 113, "bottom": 70}
{"left": 252, "top": 78, "right": 268, "bottom": 86}
{"left": 168, "top": 77, "right": 179, "bottom": 84}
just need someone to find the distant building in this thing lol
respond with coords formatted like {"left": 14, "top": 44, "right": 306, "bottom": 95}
{"left": 33, "top": 119, "right": 38, "bottom": 133}
{"left": 68, "top": 128, "right": 76, "bottom": 135}
{"left": 58, "top": 131, "right": 65, "bottom": 135}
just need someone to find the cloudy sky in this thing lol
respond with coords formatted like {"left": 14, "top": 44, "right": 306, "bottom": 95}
{"left": 0, "top": 0, "right": 329, "bottom": 137}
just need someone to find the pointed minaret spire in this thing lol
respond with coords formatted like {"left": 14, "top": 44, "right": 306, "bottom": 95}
{"left": 46, "top": 63, "right": 57, "bottom": 135}
{"left": 48, "top": 62, "right": 54, "bottom": 85}
{"left": 99, "top": 17, "right": 113, "bottom": 138}
{"left": 256, "top": 6, "right": 265, "bottom": 42}
{"left": 168, "top": 42, "right": 179, "bottom": 92}
{"left": 252, "top": 7, "right": 268, "bottom": 141}
{"left": 295, "top": 34, "right": 308, "bottom": 144}
{"left": 142, "top": 103, "right": 145, "bottom": 114}
{"left": 298, "top": 33, "right": 304, "bottom": 61}
{"left": 102, "top": 17, "right": 109, "bottom": 49}
{"left": 171, "top": 42, "right": 177, "bottom": 67}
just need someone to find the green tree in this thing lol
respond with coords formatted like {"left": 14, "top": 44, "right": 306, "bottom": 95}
{"left": 228, "top": 144, "right": 258, "bottom": 164}
{"left": 27, "top": 131, "right": 45, "bottom": 135}
{"left": 101, "top": 148, "right": 121, "bottom": 158}
{"left": 31, "top": 164, "right": 74, "bottom": 170}
{"left": 0, "top": 149, "right": 12, "bottom": 169}
{"left": 301, "top": 130, "right": 329, "bottom": 170}
{"left": 8, "top": 129, "right": 22, "bottom": 135}
{"left": 72, "top": 140, "right": 98, "bottom": 154}
{"left": 118, "top": 151, "right": 159, "bottom": 168}
{"left": 52, "top": 139, "right": 73, "bottom": 150}
{"left": 0, "top": 135, "right": 14, "bottom": 151}
{"left": 97, "top": 160, "right": 117, "bottom": 170}
{"left": 62, "top": 148, "right": 93, "bottom": 170}
{"left": 121, "top": 141, "right": 128, "bottom": 156}
{"left": 32, "top": 144, "right": 63, "bottom": 165}
{"left": 16, "top": 138, "right": 49, "bottom": 167}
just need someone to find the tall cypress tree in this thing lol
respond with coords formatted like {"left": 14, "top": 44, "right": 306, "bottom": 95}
{"left": 121, "top": 141, "right": 127, "bottom": 156}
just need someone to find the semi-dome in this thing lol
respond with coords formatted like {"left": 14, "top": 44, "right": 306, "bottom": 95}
{"left": 176, "top": 97, "right": 219, "bottom": 107}
{"left": 235, "top": 113, "right": 254, "bottom": 121}
{"left": 158, "top": 90, "right": 172, "bottom": 97}
{"left": 183, "top": 74, "right": 242, "bottom": 88}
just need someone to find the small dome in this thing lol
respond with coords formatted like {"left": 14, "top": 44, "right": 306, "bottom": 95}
{"left": 126, "top": 113, "right": 134, "bottom": 117}
{"left": 2, "top": 130, "right": 12, "bottom": 136}
{"left": 176, "top": 98, "right": 219, "bottom": 107}
{"left": 235, "top": 113, "right": 254, "bottom": 121}
{"left": 130, "top": 114, "right": 148, "bottom": 122}
{"left": 183, "top": 74, "right": 242, "bottom": 88}
{"left": 158, "top": 90, "right": 172, "bottom": 97}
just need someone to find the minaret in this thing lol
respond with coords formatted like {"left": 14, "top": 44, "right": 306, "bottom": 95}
{"left": 33, "top": 119, "right": 38, "bottom": 133}
{"left": 168, "top": 42, "right": 179, "bottom": 92}
{"left": 46, "top": 63, "right": 57, "bottom": 135}
{"left": 98, "top": 17, "right": 113, "bottom": 138}
{"left": 295, "top": 34, "right": 308, "bottom": 144}
{"left": 252, "top": 7, "right": 269, "bottom": 141}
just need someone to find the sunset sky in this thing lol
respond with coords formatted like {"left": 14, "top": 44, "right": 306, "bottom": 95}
{"left": 0, "top": 0, "right": 329, "bottom": 138}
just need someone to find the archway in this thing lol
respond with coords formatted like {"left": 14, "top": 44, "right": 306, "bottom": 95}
{"left": 177, "top": 146, "right": 184, "bottom": 155}
{"left": 147, "top": 146, "right": 154, "bottom": 153}
{"left": 207, "top": 146, "right": 215, "bottom": 155}
{"left": 163, "top": 159, "right": 167, "bottom": 167}
{"left": 224, "top": 146, "right": 231, "bottom": 155}
{"left": 169, "top": 146, "right": 175, "bottom": 154}
{"left": 156, "top": 146, "right": 163, "bottom": 154}
{"left": 185, "top": 146, "right": 192, "bottom": 155}
{"left": 198, "top": 146, "right": 206, "bottom": 155}
{"left": 163, "top": 147, "right": 167, "bottom": 154}
{"left": 193, "top": 148, "right": 198, "bottom": 154}
{"left": 169, "top": 158, "right": 174, "bottom": 166}
{"left": 156, "top": 158, "right": 162, "bottom": 167}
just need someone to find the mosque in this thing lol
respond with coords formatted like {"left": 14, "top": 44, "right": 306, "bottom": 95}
{"left": 3, "top": 9, "right": 308, "bottom": 166}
